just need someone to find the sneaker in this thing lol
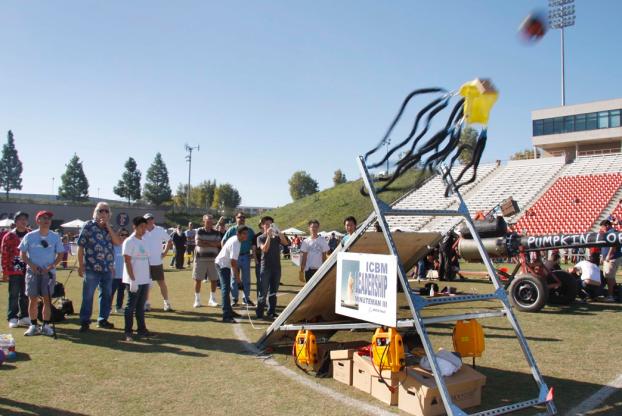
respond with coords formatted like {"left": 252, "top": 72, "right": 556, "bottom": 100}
{"left": 604, "top": 296, "right": 616, "bottom": 303}
{"left": 267, "top": 312, "right": 279, "bottom": 320}
{"left": 18, "top": 317, "right": 31, "bottom": 327}
{"left": 232, "top": 300, "right": 239, "bottom": 307}
{"left": 144, "top": 302, "right": 151, "bottom": 312}
{"left": 24, "top": 325, "right": 39, "bottom": 336}
{"left": 163, "top": 302, "right": 174, "bottom": 312}
{"left": 222, "top": 317, "right": 237, "bottom": 323}
{"left": 97, "top": 320, "right": 114, "bottom": 329}
{"left": 242, "top": 299, "right": 255, "bottom": 307}
{"left": 114, "top": 307, "right": 123, "bottom": 314}
{"left": 124, "top": 333, "right": 134, "bottom": 342}
{"left": 79, "top": 323, "right": 90, "bottom": 333}
{"left": 8, "top": 318, "right": 18, "bottom": 328}
{"left": 193, "top": 300, "right": 202, "bottom": 308}
{"left": 207, "top": 298, "right": 218, "bottom": 307}
{"left": 41, "top": 325, "right": 54, "bottom": 336}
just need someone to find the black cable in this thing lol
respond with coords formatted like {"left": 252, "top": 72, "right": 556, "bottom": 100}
{"left": 367, "top": 95, "right": 449, "bottom": 169}
{"left": 363, "top": 88, "right": 447, "bottom": 164}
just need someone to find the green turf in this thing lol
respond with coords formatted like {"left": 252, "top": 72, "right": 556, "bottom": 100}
{"left": 0, "top": 259, "right": 621, "bottom": 415}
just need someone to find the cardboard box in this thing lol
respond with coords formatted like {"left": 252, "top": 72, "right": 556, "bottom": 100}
{"left": 398, "top": 365, "right": 486, "bottom": 416}
{"left": 352, "top": 352, "right": 401, "bottom": 403}
{"left": 330, "top": 349, "right": 355, "bottom": 385}
{"left": 352, "top": 352, "right": 374, "bottom": 393}
{"left": 329, "top": 349, "right": 355, "bottom": 360}
{"left": 371, "top": 370, "right": 401, "bottom": 405}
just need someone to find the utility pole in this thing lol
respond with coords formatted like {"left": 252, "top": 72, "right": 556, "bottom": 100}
{"left": 549, "top": 0, "right": 576, "bottom": 106}
{"left": 185, "top": 144, "right": 200, "bottom": 210}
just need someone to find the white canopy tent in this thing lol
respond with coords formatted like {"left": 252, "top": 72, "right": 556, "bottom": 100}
{"left": 319, "top": 230, "right": 343, "bottom": 238}
{"left": 282, "top": 227, "right": 306, "bottom": 236}
{"left": 60, "top": 219, "right": 86, "bottom": 229}
{"left": 0, "top": 218, "right": 14, "bottom": 227}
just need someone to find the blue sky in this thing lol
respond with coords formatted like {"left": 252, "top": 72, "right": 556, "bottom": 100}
{"left": 0, "top": 1, "right": 619, "bottom": 207}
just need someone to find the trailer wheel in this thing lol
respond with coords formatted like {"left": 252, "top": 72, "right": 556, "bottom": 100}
{"left": 547, "top": 271, "right": 578, "bottom": 305}
{"left": 508, "top": 275, "right": 548, "bottom": 312}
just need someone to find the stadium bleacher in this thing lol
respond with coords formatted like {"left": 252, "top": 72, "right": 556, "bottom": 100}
{"left": 560, "top": 153, "right": 622, "bottom": 176}
{"left": 386, "top": 154, "right": 622, "bottom": 236}
{"left": 514, "top": 173, "right": 622, "bottom": 234}
{"left": 386, "top": 163, "right": 500, "bottom": 232}
{"left": 420, "top": 157, "right": 566, "bottom": 233}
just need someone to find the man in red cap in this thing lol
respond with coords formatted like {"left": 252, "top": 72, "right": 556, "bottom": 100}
{"left": 19, "top": 210, "right": 64, "bottom": 336}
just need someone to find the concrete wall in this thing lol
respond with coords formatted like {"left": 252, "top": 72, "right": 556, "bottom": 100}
{"left": 532, "top": 98, "right": 622, "bottom": 159}
{"left": 0, "top": 201, "right": 167, "bottom": 230}
{"left": 532, "top": 98, "right": 622, "bottom": 119}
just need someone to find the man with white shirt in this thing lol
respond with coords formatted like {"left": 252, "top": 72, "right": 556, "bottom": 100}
{"left": 122, "top": 216, "right": 152, "bottom": 341}
{"left": 568, "top": 256, "right": 602, "bottom": 302}
{"left": 142, "top": 213, "right": 173, "bottom": 312}
{"left": 215, "top": 226, "right": 249, "bottom": 323}
{"left": 299, "top": 220, "right": 329, "bottom": 282}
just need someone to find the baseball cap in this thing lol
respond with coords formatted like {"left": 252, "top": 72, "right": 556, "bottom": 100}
{"left": 36, "top": 210, "right": 54, "bottom": 220}
{"left": 143, "top": 213, "right": 155, "bottom": 220}
{"left": 14, "top": 211, "right": 29, "bottom": 220}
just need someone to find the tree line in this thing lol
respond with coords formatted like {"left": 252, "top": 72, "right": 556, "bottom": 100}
{"left": 0, "top": 131, "right": 243, "bottom": 212}
{"left": 0, "top": 127, "right": 521, "bottom": 208}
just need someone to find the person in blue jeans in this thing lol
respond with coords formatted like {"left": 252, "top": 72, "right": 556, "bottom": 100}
{"left": 215, "top": 226, "right": 249, "bottom": 323}
{"left": 77, "top": 202, "right": 121, "bottom": 332}
{"left": 255, "top": 216, "right": 290, "bottom": 320}
{"left": 122, "top": 216, "right": 152, "bottom": 341}
{"left": 110, "top": 228, "right": 130, "bottom": 313}
{"left": 221, "top": 211, "right": 255, "bottom": 306}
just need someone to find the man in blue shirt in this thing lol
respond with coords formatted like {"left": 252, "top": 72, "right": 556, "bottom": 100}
{"left": 19, "top": 210, "right": 64, "bottom": 336}
{"left": 77, "top": 202, "right": 121, "bottom": 332}
{"left": 222, "top": 212, "right": 255, "bottom": 306}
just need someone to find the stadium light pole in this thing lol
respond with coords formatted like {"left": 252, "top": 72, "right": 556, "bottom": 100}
{"left": 185, "top": 144, "right": 200, "bottom": 210}
{"left": 549, "top": 0, "right": 575, "bottom": 106}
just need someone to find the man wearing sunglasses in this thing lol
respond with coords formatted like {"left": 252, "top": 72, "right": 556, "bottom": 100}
{"left": 77, "top": 202, "right": 121, "bottom": 332}
{"left": 19, "top": 210, "right": 64, "bottom": 336}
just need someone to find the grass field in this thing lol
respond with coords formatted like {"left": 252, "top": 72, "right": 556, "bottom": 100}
{"left": 0, "top": 258, "right": 621, "bottom": 416}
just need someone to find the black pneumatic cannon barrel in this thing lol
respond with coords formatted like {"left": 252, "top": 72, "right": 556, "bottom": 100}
{"left": 457, "top": 231, "right": 622, "bottom": 262}
{"left": 457, "top": 236, "right": 512, "bottom": 262}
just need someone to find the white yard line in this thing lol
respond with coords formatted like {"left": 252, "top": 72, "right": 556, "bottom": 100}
{"left": 232, "top": 325, "right": 395, "bottom": 416}
{"left": 565, "top": 374, "right": 622, "bottom": 416}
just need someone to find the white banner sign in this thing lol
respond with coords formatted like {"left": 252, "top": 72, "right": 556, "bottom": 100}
{"left": 335, "top": 252, "right": 397, "bottom": 327}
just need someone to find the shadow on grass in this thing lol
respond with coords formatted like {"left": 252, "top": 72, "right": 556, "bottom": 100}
{"left": 541, "top": 302, "right": 622, "bottom": 316}
{"left": 0, "top": 397, "right": 89, "bottom": 416}
{"left": 472, "top": 366, "right": 622, "bottom": 415}
{"left": 144, "top": 309, "right": 221, "bottom": 323}
{"left": 53, "top": 324, "right": 259, "bottom": 357}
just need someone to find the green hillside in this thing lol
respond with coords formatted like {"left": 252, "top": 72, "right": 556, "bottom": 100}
{"left": 247, "top": 169, "right": 427, "bottom": 233}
